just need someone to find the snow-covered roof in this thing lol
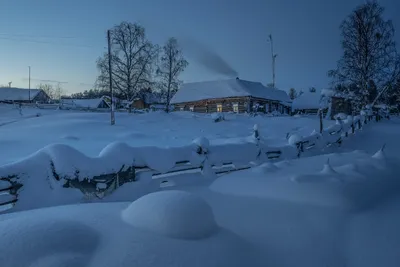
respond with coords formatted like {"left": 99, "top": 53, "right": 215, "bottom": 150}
{"left": 61, "top": 97, "right": 110, "bottom": 109}
{"left": 170, "top": 78, "right": 291, "bottom": 104}
{"left": 0, "top": 87, "right": 42, "bottom": 101}
{"left": 292, "top": 92, "right": 325, "bottom": 110}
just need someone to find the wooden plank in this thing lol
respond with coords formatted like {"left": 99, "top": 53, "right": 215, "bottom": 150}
{"left": 0, "top": 193, "right": 17, "bottom": 206}
{"left": 0, "top": 180, "right": 12, "bottom": 193}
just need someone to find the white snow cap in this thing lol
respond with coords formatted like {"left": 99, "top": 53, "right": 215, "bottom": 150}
{"left": 122, "top": 190, "right": 219, "bottom": 240}
{"left": 292, "top": 91, "right": 327, "bottom": 110}
{"left": 171, "top": 78, "right": 291, "bottom": 104}
{"left": 192, "top": 137, "right": 210, "bottom": 152}
{"left": 288, "top": 134, "right": 303, "bottom": 146}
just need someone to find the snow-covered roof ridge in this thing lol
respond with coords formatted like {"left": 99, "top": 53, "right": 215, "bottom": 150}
{"left": 292, "top": 89, "right": 335, "bottom": 110}
{"left": 0, "top": 87, "right": 42, "bottom": 101}
{"left": 61, "top": 96, "right": 110, "bottom": 109}
{"left": 171, "top": 78, "right": 291, "bottom": 104}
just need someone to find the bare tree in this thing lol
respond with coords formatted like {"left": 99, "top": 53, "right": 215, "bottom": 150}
{"left": 96, "top": 22, "right": 158, "bottom": 109}
{"left": 156, "top": 37, "right": 188, "bottom": 112}
{"left": 38, "top": 83, "right": 55, "bottom": 99}
{"left": 54, "top": 83, "right": 65, "bottom": 101}
{"left": 288, "top": 88, "right": 297, "bottom": 100}
{"left": 329, "top": 0, "right": 400, "bottom": 107}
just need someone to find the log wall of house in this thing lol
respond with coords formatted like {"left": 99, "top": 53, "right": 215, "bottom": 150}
{"left": 174, "top": 97, "right": 250, "bottom": 113}
{"left": 173, "top": 96, "right": 290, "bottom": 114}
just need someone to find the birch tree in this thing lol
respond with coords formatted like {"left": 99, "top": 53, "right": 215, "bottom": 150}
{"left": 329, "top": 0, "right": 400, "bottom": 108}
{"left": 96, "top": 22, "right": 158, "bottom": 107}
{"left": 156, "top": 37, "right": 188, "bottom": 112}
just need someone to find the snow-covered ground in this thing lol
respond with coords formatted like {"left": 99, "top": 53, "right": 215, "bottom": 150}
{"left": 0, "top": 104, "right": 333, "bottom": 165}
{"left": 1, "top": 146, "right": 400, "bottom": 267}
{"left": 1, "top": 103, "right": 400, "bottom": 267}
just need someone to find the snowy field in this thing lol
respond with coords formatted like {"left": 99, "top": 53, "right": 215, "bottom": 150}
{"left": 0, "top": 104, "right": 333, "bottom": 165}
{"left": 1, "top": 102, "right": 400, "bottom": 267}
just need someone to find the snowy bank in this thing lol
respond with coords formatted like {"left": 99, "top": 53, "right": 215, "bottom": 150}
{"left": 0, "top": 201, "right": 260, "bottom": 267}
{"left": 0, "top": 114, "right": 382, "bottom": 212}
{"left": 210, "top": 148, "right": 399, "bottom": 211}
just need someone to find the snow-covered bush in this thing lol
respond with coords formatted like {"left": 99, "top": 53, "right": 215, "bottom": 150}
{"left": 211, "top": 112, "right": 224, "bottom": 122}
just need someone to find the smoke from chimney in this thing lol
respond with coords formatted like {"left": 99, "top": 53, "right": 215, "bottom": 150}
{"left": 180, "top": 37, "right": 238, "bottom": 78}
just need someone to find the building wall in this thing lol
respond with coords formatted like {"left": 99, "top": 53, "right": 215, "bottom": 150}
{"left": 32, "top": 90, "right": 51, "bottom": 103}
{"left": 131, "top": 99, "right": 147, "bottom": 109}
{"left": 173, "top": 96, "right": 289, "bottom": 114}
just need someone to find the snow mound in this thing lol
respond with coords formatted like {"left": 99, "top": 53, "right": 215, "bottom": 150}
{"left": 122, "top": 190, "right": 219, "bottom": 240}
{"left": 211, "top": 112, "right": 224, "bottom": 122}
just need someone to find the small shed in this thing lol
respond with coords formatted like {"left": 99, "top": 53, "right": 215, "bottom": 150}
{"left": 128, "top": 94, "right": 165, "bottom": 110}
{"left": 0, "top": 87, "right": 50, "bottom": 103}
{"left": 291, "top": 91, "right": 328, "bottom": 115}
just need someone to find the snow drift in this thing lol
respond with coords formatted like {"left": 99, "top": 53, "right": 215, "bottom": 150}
{"left": 210, "top": 148, "right": 400, "bottom": 211}
{"left": 0, "top": 202, "right": 260, "bottom": 267}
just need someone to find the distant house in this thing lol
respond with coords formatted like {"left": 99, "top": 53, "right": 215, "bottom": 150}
{"left": 60, "top": 96, "right": 111, "bottom": 110}
{"left": 292, "top": 91, "right": 328, "bottom": 115}
{"left": 127, "top": 93, "right": 165, "bottom": 110}
{"left": 170, "top": 78, "right": 291, "bottom": 114}
{"left": 292, "top": 89, "right": 352, "bottom": 119}
{"left": 0, "top": 87, "right": 50, "bottom": 103}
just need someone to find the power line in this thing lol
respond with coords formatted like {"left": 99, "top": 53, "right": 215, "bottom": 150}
{"left": 21, "top": 77, "right": 94, "bottom": 87}
{"left": 0, "top": 36, "right": 98, "bottom": 48}
{"left": 0, "top": 33, "right": 85, "bottom": 39}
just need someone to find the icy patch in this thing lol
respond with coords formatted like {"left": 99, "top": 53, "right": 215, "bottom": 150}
{"left": 122, "top": 190, "right": 218, "bottom": 240}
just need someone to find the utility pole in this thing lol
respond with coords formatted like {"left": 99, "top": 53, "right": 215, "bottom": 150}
{"left": 28, "top": 66, "right": 31, "bottom": 102}
{"left": 269, "top": 34, "right": 277, "bottom": 89}
{"left": 107, "top": 30, "right": 115, "bottom": 125}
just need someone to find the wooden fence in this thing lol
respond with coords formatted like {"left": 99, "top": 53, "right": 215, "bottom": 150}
{"left": 0, "top": 114, "right": 383, "bottom": 210}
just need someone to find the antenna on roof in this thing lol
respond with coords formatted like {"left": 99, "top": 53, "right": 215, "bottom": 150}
{"left": 268, "top": 34, "right": 277, "bottom": 89}
{"left": 8, "top": 82, "right": 12, "bottom": 88}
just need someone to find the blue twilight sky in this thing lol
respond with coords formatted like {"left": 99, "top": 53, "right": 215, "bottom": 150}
{"left": 0, "top": 0, "right": 399, "bottom": 94}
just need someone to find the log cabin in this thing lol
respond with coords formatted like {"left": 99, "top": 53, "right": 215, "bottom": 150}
{"left": 170, "top": 78, "right": 291, "bottom": 114}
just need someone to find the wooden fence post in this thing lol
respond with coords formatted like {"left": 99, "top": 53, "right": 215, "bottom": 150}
{"left": 319, "top": 110, "right": 323, "bottom": 134}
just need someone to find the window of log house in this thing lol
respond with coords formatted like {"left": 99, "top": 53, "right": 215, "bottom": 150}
{"left": 232, "top": 103, "right": 239, "bottom": 113}
{"left": 217, "top": 104, "right": 223, "bottom": 112}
